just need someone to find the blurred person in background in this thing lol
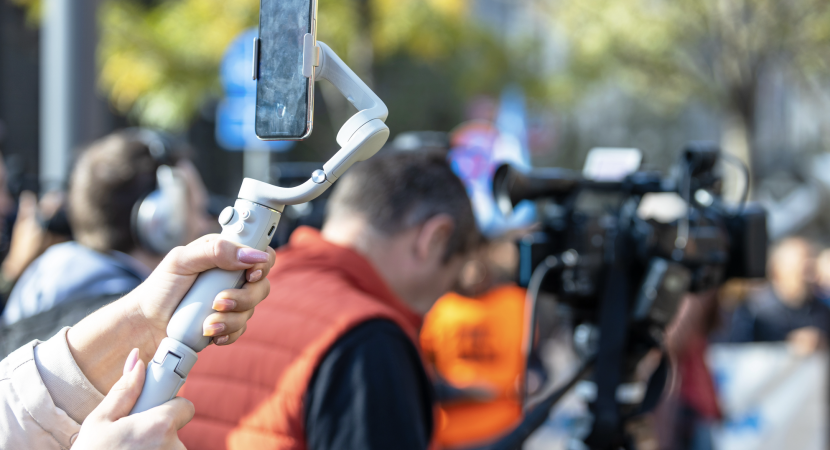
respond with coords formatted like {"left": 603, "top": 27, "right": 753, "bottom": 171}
{"left": 420, "top": 233, "right": 547, "bottom": 449}
{"left": 0, "top": 151, "right": 72, "bottom": 314}
{"left": 654, "top": 290, "right": 722, "bottom": 450}
{"left": 1, "top": 129, "right": 214, "bottom": 335}
{"left": 729, "top": 237, "right": 830, "bottom": 353}
{"left": 417, "top": 110, "right": 544, "bottom": 448}
{"left": 0, "top": 190, "right": 70, "bottom": 299}
{"left": 178, "top": 151, "right": 479, "bottom": 450}
{"left": 0, "top": 157, "right": 31, "bottom": 309}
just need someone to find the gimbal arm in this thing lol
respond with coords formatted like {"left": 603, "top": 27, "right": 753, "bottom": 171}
{"left": 238, "top": 40, "right": 389, "bottom": 209}
{"left": 130, "top": 41, "right": 389, "bottom": 414}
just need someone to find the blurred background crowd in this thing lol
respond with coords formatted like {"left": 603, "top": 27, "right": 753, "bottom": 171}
{"left": 2, "top": 0, "right": 830, "bottom": 449}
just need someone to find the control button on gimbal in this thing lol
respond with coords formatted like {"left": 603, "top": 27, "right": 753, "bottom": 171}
{"left": 239, "top": 209, "right": 252, "bottom": 220}
{"left": 232, "top": 222, "right": 245, "bottom": 234}
{"left": 218, "top": 207, "right": 235, "bottom": 226}
{"left": 312, "top": 169, "right": 327, "bottom": 184}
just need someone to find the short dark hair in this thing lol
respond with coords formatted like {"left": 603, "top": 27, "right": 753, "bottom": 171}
{"left": 69, "top": 131, "right": 164, "bottom": 253}
{"left": 326, "top": 150, "right": 479, "bottom": 259}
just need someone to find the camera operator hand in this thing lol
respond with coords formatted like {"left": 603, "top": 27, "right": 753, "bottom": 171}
{"left": 66, "top": 234, "right": 276, "bottom": 395}
{"left": 73, "top": 349, "right": 193, "bottom": 450}
{"left": 787, "top": 326, "right": 824, "bottom": 356}
{"left": 1, "top": 190, "right": 68, "bottom": 282}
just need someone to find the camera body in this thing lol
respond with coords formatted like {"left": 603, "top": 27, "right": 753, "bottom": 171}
{"left": 501, "top": 143, "right": 767, "bottom": 334}
{"left": 489, "top": 142, "right": 767, "bottom": 449}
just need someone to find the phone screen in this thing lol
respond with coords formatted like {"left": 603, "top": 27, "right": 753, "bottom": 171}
{"left": 255, "top": 0, "right": 314, "bottom": 140}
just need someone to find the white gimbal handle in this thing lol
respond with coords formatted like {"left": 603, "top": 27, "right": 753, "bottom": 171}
{"left": 130, "top": 40, "right": 389, "bottom": 414}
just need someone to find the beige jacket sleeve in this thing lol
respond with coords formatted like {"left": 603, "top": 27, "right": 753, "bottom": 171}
{"left": 0, "top": 327, "right": 104, "bottom": 450}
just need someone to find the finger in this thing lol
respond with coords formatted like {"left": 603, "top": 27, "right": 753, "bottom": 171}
{"left": 244, "top": 246, "right": 276, "bottom": 281}
{"left": 38, "top": 190, "right": 65, "bottom": 219}
{"left": 211, "top": 278, "right": 271, "bottom": 313}
{"left": 16, "top": 191, "right": 38, "bottom": 221}
{"left": 158, "top": 235, "right": 270, "bottom": 277}
{"left": 88, "top": 349, "right": 145, "bottom": 422}
{"left": 203, "top": 309, "right": 255, "bottom": 339}
{"left": 214, "top": 324, "right": 247, "bottom": 346}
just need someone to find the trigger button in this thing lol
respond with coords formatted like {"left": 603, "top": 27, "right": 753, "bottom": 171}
{"left": 218, "top": 207, "right": 235, "bottom": 225}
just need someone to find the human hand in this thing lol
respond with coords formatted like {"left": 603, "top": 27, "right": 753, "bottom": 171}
{"left": 128, "top": 234, "right": 277, "bottom": 348}
{"left": 72, "top": 349, "right": 194, "bottom": 450}
{"left": 66, "top": 234, "right": 276, "bottom": 394}
{"left": 787, "top": 326, "right": 823, "bottom": 356}
{"left": 0, "top": 191, "right": 65, "bottom": 281}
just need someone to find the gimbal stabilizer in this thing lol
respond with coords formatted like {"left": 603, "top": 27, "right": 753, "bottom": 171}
{"left": 130, "top": 39, "right": 389, "bottom": 414}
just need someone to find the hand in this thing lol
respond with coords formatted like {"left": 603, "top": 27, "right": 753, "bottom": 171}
{"left": 67, "top": 235, "right": 276, "bottom": 395}
{"left": 129, "top": 234, "right": 277, "bottom": 348}
{"left": 787, "top": 326, "right": 823, "bottom": 356}
{"left": 72, "top": 349, "right": 194, "bottom": 450}
{"left": 0, "top": 191, "right": 66, "bottom": 281}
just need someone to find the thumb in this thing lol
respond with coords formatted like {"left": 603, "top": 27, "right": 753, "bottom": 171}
{"left": 88, "top": 348, "right": 146, "bottom": 423}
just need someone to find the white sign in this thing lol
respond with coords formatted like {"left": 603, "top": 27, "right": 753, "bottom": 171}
{"left": 708, "top": 343, "right": 828, "bottom": 450}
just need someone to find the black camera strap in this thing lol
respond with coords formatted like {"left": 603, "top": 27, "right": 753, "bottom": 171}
{"left": 584, "top": 265, "right": 630, "bottom": 449}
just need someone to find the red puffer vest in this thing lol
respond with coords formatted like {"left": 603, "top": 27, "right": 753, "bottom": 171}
{"left": 178, "top": 227, "right": 425, "bottom": 450}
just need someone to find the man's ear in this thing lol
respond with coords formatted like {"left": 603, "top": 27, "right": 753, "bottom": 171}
{"left": 414, "top": 214, "right": 455, "bottom": 263}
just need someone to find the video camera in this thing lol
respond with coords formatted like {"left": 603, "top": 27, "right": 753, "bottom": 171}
{"left": 489, "top": 142, "right": 767, "bottom": 450}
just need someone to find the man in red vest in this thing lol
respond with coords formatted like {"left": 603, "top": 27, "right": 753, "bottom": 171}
{"left": 179, "top": 151, "right": 479, "bottom": 450}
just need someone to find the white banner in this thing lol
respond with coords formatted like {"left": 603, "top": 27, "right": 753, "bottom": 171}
{"left": 707, "top": 343, "right": 828, "bottom": 450}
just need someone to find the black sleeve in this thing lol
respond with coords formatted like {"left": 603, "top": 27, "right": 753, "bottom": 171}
{"left": 728, "top": 303, "right": 756, "bottom": 343}
{"left": 304, "top": 319, "right": 433, "bottom": 450}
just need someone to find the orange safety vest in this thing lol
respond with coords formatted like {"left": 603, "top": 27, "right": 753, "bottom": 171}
{"left": 420, "top": 285, "right": 527, "bottom": 448}
{"left": 178, "top": 227, "right": 426, "bottom": 450}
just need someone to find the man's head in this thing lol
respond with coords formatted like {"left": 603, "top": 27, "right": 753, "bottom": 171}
{"left": 69, "top": 130, "right": 212, "bottom": 264}
{"left": 322, "top": 151, "right": 479, "bottom": 314}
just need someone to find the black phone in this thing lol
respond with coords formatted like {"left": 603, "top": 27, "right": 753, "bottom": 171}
{"left": 255, "top": 0, "right": 318, "bottom": 140}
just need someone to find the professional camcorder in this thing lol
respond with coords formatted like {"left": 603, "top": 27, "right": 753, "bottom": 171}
{"left": 488, "top": 142, "right": 767, "bottom": 450}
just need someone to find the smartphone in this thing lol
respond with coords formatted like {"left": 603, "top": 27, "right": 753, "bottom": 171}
{"left": 255, "top": 0, "right": 318, "bottom": 140}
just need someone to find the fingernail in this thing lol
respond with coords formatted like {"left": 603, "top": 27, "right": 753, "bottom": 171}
{"left": 214, "top": 335, "right": 230, "bottom": 346}
{"left": 123, "top": 348, "right": 140, "bottom": 376}
{"left": 238, "top": 248, "right": 269, "bottom": 264}
{"left": 248, "top": 269, "right": 263, "bottom": 283}
{"left": 213, "top": 298, "right": 236, "bottom": 311}
{"left": 203, "top": 323, "right": 226, "bottom": 337}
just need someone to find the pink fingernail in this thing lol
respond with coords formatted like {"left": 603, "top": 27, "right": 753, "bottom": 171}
{"left": 238, "top": 248, "right": 269, "bottom": 264}
{"left": 203, "top": 323, "right": 225, "bottom": 336}
{"left": 123, "top": 348, "right": 140, "bottom": 376}
{"left": 213, "top": 298, "right": 236, "bottom": 311}
{"left": 214, "top": 335, "right": 230, "bottom": 346}
{"left": 248, "top": 270, "right": 263, "bottom": 283}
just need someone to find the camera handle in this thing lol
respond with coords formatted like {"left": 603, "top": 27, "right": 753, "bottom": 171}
{"left": 130, "top": 40, "right": 389, "bottom": 414}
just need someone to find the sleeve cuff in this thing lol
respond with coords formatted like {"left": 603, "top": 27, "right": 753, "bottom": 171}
{"left": 33, "top": 327, "right": 105, "bottom": 424}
